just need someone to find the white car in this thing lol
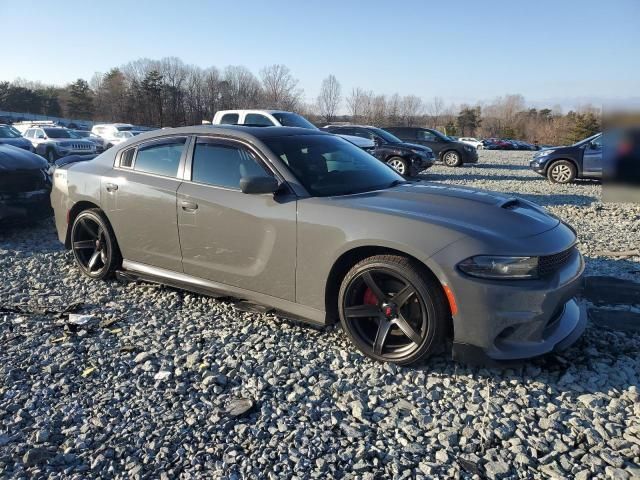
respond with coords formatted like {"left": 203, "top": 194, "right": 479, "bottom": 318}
{"left": 458, "top": 137, "right": 484, "bottom": 149}
{"left": 211, "top": 109, "right": 375, "bottom": 151}
{"left": 91, "top": 123, "right": 140, "bottom": 148}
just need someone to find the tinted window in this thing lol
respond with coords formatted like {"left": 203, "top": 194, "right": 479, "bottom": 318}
{"left": 134, "top": 137, "right": 186, "bottom": 177}
{"left": 328, "top": 127, "right": 355, "bottom": 136}
{"left": 0, "top": 125, "right": 21, "bottom": 138}
{"left": 244, "top": 114, "right": 274, "bottom": 126}
{"left": 120, "top": 148, "right": 135, "bottom": 168}
{"left": 351, "top": 128, "right": 375, "bottom": 141}
{"left": 191, "top": 140, "right": 267, "bottom": 189}
{"left": 220, "top": 113, "right": 239, "bottom": 125}
{"left": 271, "top": 112, "right": 316, "bottom": 129}
{"left": 263, "top": 134, "right": 403, "bottom": 197}
{"left": 417, "top": 130, "right": 438, "bottom": 142}
{"left": 44, "top": 128, "right": 72, "bottom": 139}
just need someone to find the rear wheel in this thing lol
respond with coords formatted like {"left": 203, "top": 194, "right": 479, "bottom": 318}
{"left": 547, "top": 160, "right": 576, "bottom": 184}
{"left": 71, "top": 209, "right": 121, "bottom": 279}
{"left": 338, "top": 255, "right": 448, "bottom": 365}
{"left": 443, "top": 150, "right": 462, "bottom": 167}
{"left": 387, "top": 157, "right": 410, "bottom": 176}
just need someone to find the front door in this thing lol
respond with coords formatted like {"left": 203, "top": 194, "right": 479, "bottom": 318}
{"left": 103, "top": 136, "right": 188, "bottom": 272}
{"left": 582, "top": 134, "right": 603, "bottom": 177}
{"left": 177, "top": 136, "right": 297, "bottom": 301}
{"left": 416, "top": 130, "right": 442, "bottom": 155}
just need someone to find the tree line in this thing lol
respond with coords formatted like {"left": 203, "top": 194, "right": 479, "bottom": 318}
{"left": 0, "top": 57, "right": 600, "bottom": 144}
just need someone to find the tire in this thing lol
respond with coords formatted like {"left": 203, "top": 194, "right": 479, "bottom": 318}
{"left": 547, "top": 160, "right": 576, "bottom": 184}
{"left": 46, "top": 149, "right": 57, "bottom": 163}
{"left": 386, "top": 157, "right": 410, "bottom": 176}
{"left": 70, "top": 209, "right": 121, "bottom": 280}
{"left": 338, "top": 255, "right": 448, "bottom": 365}
{"left": 443, "top": 150, "right": 462, "bottom": 167}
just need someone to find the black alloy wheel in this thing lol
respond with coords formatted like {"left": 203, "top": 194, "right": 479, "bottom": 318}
{"left": 338, "top": 255, "right": 448, "bottom": 365}
{"left": 71, "top": 209, "right": 121, "bottom": 279}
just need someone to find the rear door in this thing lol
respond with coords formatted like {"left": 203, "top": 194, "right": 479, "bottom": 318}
{"left": 103, "top": 136, "right": 188, "bottom": 271}
{"left": 582, "top": 134, "right": 603, "bottom": 177}
{"left": 176, "top": 136, "right": 297, "bottom": 301}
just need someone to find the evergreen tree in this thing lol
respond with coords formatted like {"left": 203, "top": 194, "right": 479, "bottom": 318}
{"left": 67, "top": 79, "right": 94, "bottom": 118}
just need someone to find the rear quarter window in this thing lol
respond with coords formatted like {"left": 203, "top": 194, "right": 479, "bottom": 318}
{"left": 220, "top": 113, "right": 239, "bottom": 125}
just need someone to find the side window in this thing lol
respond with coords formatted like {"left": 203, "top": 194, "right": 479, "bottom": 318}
{"left": 220, "top": 113, "right": 239, "bottom": 125}
{"left": 590, "top": 136, "right": 602, "bottom": 149}
{"left": 36, "top": 129, "right": 45, "bottom": 139}
{"left": 191, "top": 139, "right": 268, "bottom": 189}
{"left": 244, "top": 113, "right": 275, "bottom": 126}
{"left": 24, "top": 129, "right": 33, "bottom": 138}
{"left": 334, "top": 127, "right": 356, "bottom": 136}
{"left": 120, "top": 148, "right": 135, "bottom": 168}
{"left": 133, "top": 137, "right": 186, "bottom": 177}
{"left": 418, "top": 130, "right": 437, "bottom": 142}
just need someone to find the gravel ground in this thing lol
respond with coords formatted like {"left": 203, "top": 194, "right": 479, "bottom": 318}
{"left": 1, "top": 150, "right": 639, "bottom": 479}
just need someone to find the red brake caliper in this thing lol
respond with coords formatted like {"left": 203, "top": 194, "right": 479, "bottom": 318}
{"left": 363, "top": 288, "right": 378, "bottom": 306}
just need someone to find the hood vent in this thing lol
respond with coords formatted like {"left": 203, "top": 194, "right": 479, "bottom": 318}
{"left": 498, "top": 198, "right": 521, "bottom": 210}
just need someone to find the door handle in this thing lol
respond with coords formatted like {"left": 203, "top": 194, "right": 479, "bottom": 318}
{"left": 105, "top": 183, "right": 118, "bottom": 192}
{"left": 181, "top": 200, "right": 198, "bottom": 211}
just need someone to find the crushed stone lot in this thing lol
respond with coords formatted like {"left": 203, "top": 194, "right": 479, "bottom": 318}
{"left": 1, "top": 150, "right": 639, "bottom": 479}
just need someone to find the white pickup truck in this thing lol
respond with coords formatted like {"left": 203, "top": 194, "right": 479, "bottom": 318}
{"left": 211, "top": 110, "right": 376, "bottom": 152}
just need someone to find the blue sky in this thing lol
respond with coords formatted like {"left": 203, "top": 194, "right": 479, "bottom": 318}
{"left": 1, "top": 0, "right": 638, "bottom": 110}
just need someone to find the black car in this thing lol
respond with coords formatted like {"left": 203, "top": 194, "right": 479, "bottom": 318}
{"left": 0, "top": 145, "right": 52, "bottom": 222}
{"left": 321, "top": 125, "right": 435, "bottom": 176}
{"left": 384, "top": 127, "right": 479, "bottom": 167}
{"left": 530, "top": 133, "right": 602, "bottom": 183}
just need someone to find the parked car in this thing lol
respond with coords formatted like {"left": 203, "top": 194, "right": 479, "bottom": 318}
{"left": 0, "top": 145, "right": 52, "bottom": 221}
{"left": 51, "top": 125, "right": 586, "bottom": 365}
{"left": 71, "top": 130, "right": 106, "bottom": 153}
{"left": 321, "top": 125, "right": 434, "bottom": 176}
{"left": 23, "top": 127, "right": 96, "bottom": 162}
{"left": 458, "top": 137, "right": 484, "bottom": 150}
{"left": 384, "top": 127, "right": 478, "bottom": 167}
{"left": 91, "top": 124, "right": 141, "bottom": 149}
{"left": 0, "top": 124, "right": 34, "bottom": 151}
{"left": 211, "top": 109, "right": 376, "bottom": 153}
{"left": 530, "top": 133, "right": 603, "bottom": 183}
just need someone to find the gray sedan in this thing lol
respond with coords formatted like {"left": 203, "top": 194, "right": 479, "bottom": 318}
{"left": 50, "top": 126, "right": 586, "bottom": 365}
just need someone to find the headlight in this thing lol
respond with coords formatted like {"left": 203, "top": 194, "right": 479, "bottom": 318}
{"left": 458, "top": 255, "right": 539, "bottom": 279}
{"left": 536, "top": 149, "right": 555, "bottom": 157}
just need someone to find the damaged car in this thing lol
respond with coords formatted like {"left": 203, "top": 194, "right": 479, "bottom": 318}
{"left": 51, "top": 126, "right": 586, "bottom": 365}
{"left": 0, "top": 145, "right": 52, "bottom": 222}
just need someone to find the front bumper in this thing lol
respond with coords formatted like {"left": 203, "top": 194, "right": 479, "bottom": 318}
{"left": 0, "top": 189, "right": 52, "bottom": 221}
{"left": 431, "top": 235, "right": 586, "bottom": 365}
{"left": 411, "top": 154, "right": 435, "bottom": 172}
{"left": 529, "top": 159, "right": 547, "bottom": 176}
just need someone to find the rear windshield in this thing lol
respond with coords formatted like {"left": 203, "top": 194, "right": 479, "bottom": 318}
{"left": 271, "top": 112, "right": 317, "bottom": 130}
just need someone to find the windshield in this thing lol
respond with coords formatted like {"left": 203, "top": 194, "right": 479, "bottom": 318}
{"left": 116, "top": 126, "right": 134, "bottom": 131}
{"left": 72, "top": 130, "right": 90, "bottom": 137}
{"left": 372, "top": 128, "right": 403, "bottom": 143}
{"left": 0, "top": 125, "right": 21, "bottom": 138}
{"left": 572, "top": 133, "right": 601, "bottom": 147}
{"left": 271, "top": 112, "right": 317, "bottom": 130}
{"left": 263, "top": 134, "right": 404, "bottom": 197}
{"left": 44, "top": 128, "right": 73, "bottom": 139}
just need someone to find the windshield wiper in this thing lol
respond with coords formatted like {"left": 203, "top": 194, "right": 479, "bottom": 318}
{"left": 387, "top": 179, "right": 409, "bottom": 188}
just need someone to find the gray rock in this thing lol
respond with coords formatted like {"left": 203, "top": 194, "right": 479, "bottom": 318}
{"left": 23, "top": 448, "right": 53, "bottom": 466}
{"left": 484, "top": 460, "right": 510, "bottom": 479}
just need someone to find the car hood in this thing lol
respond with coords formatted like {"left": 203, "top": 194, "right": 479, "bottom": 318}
{"left": 0, "top": 144, "right": 48, "bottom": 171}
{"left": 0, "top": 137, "right": 31, "bottom": 148}
{"left": 331, "top": 182, "right": 560, "bottom": 238}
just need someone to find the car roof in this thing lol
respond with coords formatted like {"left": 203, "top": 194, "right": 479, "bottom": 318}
{"left": 129, "top": 125, "right": 332, "bottom": 143}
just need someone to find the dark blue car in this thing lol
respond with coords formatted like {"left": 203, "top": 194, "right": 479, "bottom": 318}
{"left": 0, "top": 124, "right": 34, "bottom": 152}
{"left": 530, "top": 133, "right": 602, "bottom": 183}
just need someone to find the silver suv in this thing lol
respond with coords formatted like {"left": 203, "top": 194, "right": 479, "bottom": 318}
{"left": 23, "top": 127, "right": 96, "bottom": 162}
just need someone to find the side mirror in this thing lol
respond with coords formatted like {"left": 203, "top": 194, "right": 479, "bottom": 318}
{"left": 240, "top": 176, "right": 279, "bottom": 194}
{"left": 589, "top": 142, "right": 600, "bottom": 150}
{"left": 373, "top": 137, "right": 383, "bottom": 146}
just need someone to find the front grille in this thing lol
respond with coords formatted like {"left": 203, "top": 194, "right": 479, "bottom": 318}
{"left": 539, "top": 246, "right": 575, "bottom": 277}
{"left": 63, "top": 142, "right": 92, "bottom": 150}
{"left": 0, "top": 170, "right": 48, "bottom": 193}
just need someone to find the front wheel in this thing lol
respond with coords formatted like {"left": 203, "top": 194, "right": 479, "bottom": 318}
{"left": 71, "top": 209, "right": 121, "bottom": 279}
{"left": 443, "top": 150, "right": 462, "bottom": 167}
{"left": 338, "top": 255, "right": 448, "bottom": 365}
{"left": 547, "top": 160, "right": 576, "bottom": 184}
{"left": 386, "top": 157, "right": 410, "bottom": 176}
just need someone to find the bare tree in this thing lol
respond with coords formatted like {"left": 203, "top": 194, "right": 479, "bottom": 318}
{"left": 223, "top": 65, "right": 263, "bottom": 109}
{"left": 260, "top": 64, "right": 303, "bottom": 110}
{"left": 346, "top": 87, "right": 367, "bottom": 122}
{"left": 426, "top": 96, "right": 444, "bottom": 128}
{"left": 400, "top": 95, "right": 424, "bottom": 126}
{"left": 316, "top": 75, "right": 341, "bottom": 124}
